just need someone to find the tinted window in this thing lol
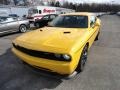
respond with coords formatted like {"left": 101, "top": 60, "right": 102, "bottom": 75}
{"left": 0, "top": 17, "right": 7, "bottom": 22}
{"left": 49, "top": 15, "right": 88, "bottom": 28}
{"left": 33, "top": 9, "right": 38, "bottom": 14}
{"left": 0, "top": 17, "right": 7, "bottom": 21}
{"left": 9, "top": 14, "right": 18, "bottom": 17}
{"left": 28, "top": 9, "right": 38, "bottom": 14}
{"left": 39, "top": 10, "right": 41, "bottom": 14}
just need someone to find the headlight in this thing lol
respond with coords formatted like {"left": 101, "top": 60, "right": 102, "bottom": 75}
{"left": 62, "top": 54, "right": 71, "bottom": 60}
{"left": 54, "top": 54, "right": 71, "bottom": 61}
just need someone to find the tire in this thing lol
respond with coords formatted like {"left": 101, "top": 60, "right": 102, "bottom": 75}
{"left": 76, "top": 44, "right": 88, "bottom": 73}
{"left": 35, "top": 23, "right": 40, "bottom": 28}
{"left": 19, "top": 24, "right": 27, "bottom": 33}
{"left": 95, "top": 32, "right": 100, "bottom": 41}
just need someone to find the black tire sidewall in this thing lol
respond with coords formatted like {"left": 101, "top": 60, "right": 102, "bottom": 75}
{"left": 36, "top": 23, "right": 40, "bottom": 28}
{"left": 76, "top": 45, "right": 88, "bottom": 73}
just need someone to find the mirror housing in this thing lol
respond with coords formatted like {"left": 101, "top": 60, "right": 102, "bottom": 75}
{"left": 95, "top": 19, "right": 101, "bottom": 26}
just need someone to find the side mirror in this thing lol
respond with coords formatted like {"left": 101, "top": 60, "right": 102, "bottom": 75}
{"left": 95, "top": 19, "right": 101, "bottom": 26}
{"left": 95, "top": 22, "right": 100, "bottom": 26}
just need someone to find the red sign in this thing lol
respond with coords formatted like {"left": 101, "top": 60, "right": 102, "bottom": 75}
{"left": 43, "top": 9, "right": 55, "bottom": 13}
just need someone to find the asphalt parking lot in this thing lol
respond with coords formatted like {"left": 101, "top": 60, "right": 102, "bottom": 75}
{"left": 0, "top": 15, "right": 120, "bottom": 90}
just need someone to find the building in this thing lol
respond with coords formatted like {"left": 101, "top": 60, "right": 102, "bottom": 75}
{"left": 0, "top": 0, "right": 9, "bottom": 5}
{"left": 0, "top": 0, "right": 65, "bottom": 6}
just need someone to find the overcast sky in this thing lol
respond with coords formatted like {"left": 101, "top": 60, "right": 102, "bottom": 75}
{"left": 57, "top": 0, "right": 120, "bottom": 4}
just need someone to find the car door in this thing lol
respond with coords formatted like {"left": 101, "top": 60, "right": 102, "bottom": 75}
{"left": 5, "top": 18, "right": 19, "bottom": 32}
{"left": 0, "top": 17, "right": 9, "bottom": 34}
{"left": 41, "top": 15, "right": 50, "bottom": 27}
{"left": 88, "top": 16, "right": 99, "bottom": 46}
{"left": 0, "top": 22, "right": 7, "bottom": 34}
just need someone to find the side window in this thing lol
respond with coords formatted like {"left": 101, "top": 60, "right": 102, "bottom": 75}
{"left": 90, "top": 16, "right": 96, "bottom": 27}
{"left": 33, "top": 9, "right": 38, "bottom": 14}
{"left": 39, "top": 10, "right": 41, "bottom": 14}
{"left": 6, "top": 18, "right": 14, "bottom": 23}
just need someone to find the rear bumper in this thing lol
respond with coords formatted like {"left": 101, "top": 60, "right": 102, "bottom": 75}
{"left": 12, "top": 48, "right": 73, "bottom": 75}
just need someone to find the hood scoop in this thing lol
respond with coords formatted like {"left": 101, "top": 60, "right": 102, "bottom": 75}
{"left": 63, "top": 31, "right": 71, "bottom": 34}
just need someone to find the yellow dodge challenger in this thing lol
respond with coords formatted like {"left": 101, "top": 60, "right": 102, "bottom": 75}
{"left": 12, "top": 12, "right": 101, "bottom": 75}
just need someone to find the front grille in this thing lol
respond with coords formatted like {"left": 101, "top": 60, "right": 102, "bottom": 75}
{"left": 13, "top": 43, "right": 70, "bottom": 61}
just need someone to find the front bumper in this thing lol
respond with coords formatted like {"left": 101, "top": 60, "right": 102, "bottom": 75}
{"left": 12, "top": 48, "right": 73, "bottom": 75}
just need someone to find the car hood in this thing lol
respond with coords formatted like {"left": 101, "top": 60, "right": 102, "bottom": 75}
{"left": 13, "top": 27, "right": 88, "bottom": 53}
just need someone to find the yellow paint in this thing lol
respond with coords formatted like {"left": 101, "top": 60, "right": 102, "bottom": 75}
{"left": 12, "top": 12, "right": 101, "bottom": 75}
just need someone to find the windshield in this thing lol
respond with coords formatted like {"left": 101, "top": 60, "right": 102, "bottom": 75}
{"left": 48, "top": 15, "right": 88, "bottom": 28}
{"left": 28, "top": 8, "right": 38, "bottom": 14}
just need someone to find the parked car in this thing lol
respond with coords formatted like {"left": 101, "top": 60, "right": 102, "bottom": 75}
{"left": 34, "top": 14, "right": 58, "bottom": 28}
{"left": 109, "top": 12, "right": 117, "bottom": 15}
{"left": 9, "top": 14, "right": 19, "bottom": 19}
{"left": 0, "top": 16, "right": 30, "bottom": 36}
{"left": 12, "top": 12, "right": 101, "bottom": 76}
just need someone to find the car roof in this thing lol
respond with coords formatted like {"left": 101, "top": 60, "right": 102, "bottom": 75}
{"left": 61, "top": 12, "right": 94, "bottom": 16}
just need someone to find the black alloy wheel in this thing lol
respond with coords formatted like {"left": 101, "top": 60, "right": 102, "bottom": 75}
{"left": 76, "top": 45, "right": 88, "bottom": 73}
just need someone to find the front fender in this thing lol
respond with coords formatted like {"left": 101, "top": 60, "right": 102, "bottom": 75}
{"left": 69, "top": 43, "right": 87, "bottom": 73}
